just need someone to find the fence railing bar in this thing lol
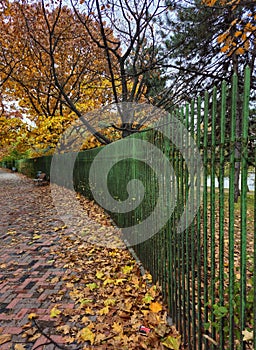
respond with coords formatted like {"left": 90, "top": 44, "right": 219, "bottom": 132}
{"left": 240, "top": 66, "right": 250, "bottom": 350}
{"left": 196, "top": 96, "right": 203, "bottom": 350}
{"left": 218, "top": 79, "right": 227, "bottom": 349}
{"left": 203, "top": 91, "right": 210, "bottom": 349}
{"left": 210, "top": 86, "right": 217, "bottom": 349}
{"left": 228, "top": 72, "right": 237, "bottom": 350}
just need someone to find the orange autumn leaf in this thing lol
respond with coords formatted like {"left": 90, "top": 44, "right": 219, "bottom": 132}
{"left": 149, "top": 301, "right": 163, "bottom": 313}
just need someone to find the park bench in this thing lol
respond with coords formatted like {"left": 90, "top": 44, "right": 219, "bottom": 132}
{"left": 33, "top": 171, "right": 48, "bottom": 186}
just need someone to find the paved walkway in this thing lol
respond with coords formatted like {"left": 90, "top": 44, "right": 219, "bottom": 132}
{"left": 0, "top": 169, "right": 75, "bottom": 349}
{"left": 0, "top": 169, "right": 178, "bottom": 350}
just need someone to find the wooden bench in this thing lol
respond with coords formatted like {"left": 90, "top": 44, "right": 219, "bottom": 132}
{"left": 33, "top": 171, "right": 48, "bottom": 186}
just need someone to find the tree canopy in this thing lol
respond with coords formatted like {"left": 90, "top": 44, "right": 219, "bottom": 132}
{"left": 0, "top": 0, "right": 254, "bottom": 160}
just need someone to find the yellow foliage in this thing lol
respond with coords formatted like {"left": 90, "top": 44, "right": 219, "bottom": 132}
{"left": 235, "top": 47, "right": 245, "bottom": 55}
{"left": 245, "top": 23, "right": 256, "bottom": 33}
{"left": 234, "top": 31, "right": 242, "bottom": 38}
{"left": 202, "top": 0, "right": 217, "bottom": 5}
{"left": 203, "top": 0, "right": 255, "bottom": 56}
{"left": 217, "top": 32, "right": 229, "bottom": 43}
{"left": 243, "top": 40, "right": 250, "bottom": 51}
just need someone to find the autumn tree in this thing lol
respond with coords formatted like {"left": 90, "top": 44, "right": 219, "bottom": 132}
{"left": 70, "top": 0, "right": 172, "bottom": 137}
{"left": 0, "top": 0, "right": 117, "bottom": 155}
{"left": 0, "top": 0, "right": 174, "bottom": 157}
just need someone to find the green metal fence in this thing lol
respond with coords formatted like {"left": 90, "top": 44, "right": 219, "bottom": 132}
{"left": 13, "top": 67, "right": 255, "bottom": 349}
{"left": 126, "top": 67, "right": 255, "bottom": 350}
{"left": 98, "top": 67, "right": 254, "bottom": 349}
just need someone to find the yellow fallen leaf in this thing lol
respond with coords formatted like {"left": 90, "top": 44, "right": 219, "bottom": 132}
{"left": 50, "top": 277, "right": 59, "bottom": 284}
{"left": 103, "top": 278, "right": 115, "bottom": 286}
{"left": 112, "top": 322, "right": 123, "bottom": 334}
{"left": 122, "top": 265, "right": 133, "bottom": 274}
{"left": 85, "top": 307, "right": 95, "bottom": 315}
{"left": 79, "top": 327, "right": 95, "bottom": 344}
{"left": 28, "top": 313, "right": 38, "bottom": 320}
{"left": 32, "top": 234, "right": 41, "bottom": 240}
{"left": 144, "top": 272, "right": 152, "bottom": 283}
{"left": 81, "top": 316, "right": 90, "bottom": 324}
{"left": 149, "top": 302, "right": 162, "bottom": 313}
{"left": 104, "top": 298, "right": 116, "bottom": 306}
{"left": 79, "top": 298, "right": 93, "bottom": 307}
{"left": 114, "top": 278, "right": 127, "bottom": 285}
{"left": 56, "top": 325, "right": 70, "bottom": 335}
{"left": 14, "top": 344, "right": 26, "bottom": 350}
{"left": 96, "top": 271, "right": 104, "bottom": 279}
{"left": 98, "top": 306, "right": 109, "bottom": 315}
{"left": 161, "top": 335, "right": 181, "bottom": 350}
{"left": 0, "top": 334, "right": 11, "bottom": 345}
{"left": 86, "top": 282, "right": 98, "bottom": 290}
{"left": 65, "top": 282, "right": 74, "bottom": 288}
{"left": 64, "top": 336, "right": 75, "bottom": 344}
{"left": 50, "top": 306, "right": 61, "bottom": 318}
{"left": 28, "top": 333, "right": 41, "bottom": 342}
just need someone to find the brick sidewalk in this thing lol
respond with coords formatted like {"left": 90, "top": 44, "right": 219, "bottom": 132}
{"left": 0, "top": 170, "right": 76, "bottom": 349}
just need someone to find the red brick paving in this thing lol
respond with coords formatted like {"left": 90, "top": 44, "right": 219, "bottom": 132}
{"left": 0, "top": 169, "right": 77, "bottom": 349}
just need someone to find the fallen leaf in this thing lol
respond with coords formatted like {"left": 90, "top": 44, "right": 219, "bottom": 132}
{"left": 114, "top": 278, "right": 127, "bottom": 285}
{"left": 14, "top": 344, "right": 26, "bottom": 350}
{"left": 144, "top": 273, "right": 152, "bottom": 283}
{"left": 96, "top": 271, "right": 104, "bottom": 279}
{"left": 112, "top": 322, "right": 123, "bottom": 334}
{"left": 149, "top": 302, "right": 162, "bottom": 313}
{"left": 103, "top": 278, "right": 115, "bottom": 286}
{"left": 50, "top": 277, "right": 59, "bottom": 284}
{"left": 95, "top": 332, "right": 108, "bottom": 344}
{"left": 86, "top": 282, "right": 98, "bottom": 290}
{"left": 155, "top": 323, "right": 170, "bottom": 337}
{"left": 32, "top": 234, "right": 41, "bottom": 240}
{"left": 0, "top": 334, "right": 11, "bottom": 345}
{"left": 242, "top": 329, "right": 253, "bottom": 342}
{"left": 104, "top": 298, "right": 116, "bottom": 306}
{"left": 122, "top": 265, "right": 133, "bottom": 274}
{"left": 143, "top": 294, "right": 154, "bottom": 304}
{"left": 161, "top": 334, "right": 181, "bottom": 350}
{"left": 85, "top": 307, "right": 95, "bottom": 315}
{"left": 56, "top": 325, "right": 70, "bottom": 335}
{"left": 28, "top": 332, "right": 41, "bottom": 342}
{"left": 98, "top": 306, "right": 109, "bottom": 315}
{"left": 79, "top": 327, "right": 95, "bottom": 344}
{"left": 79, "top": 298, "right": 93, "bottom": 307}
{"left": 28, "top": 313, "right": 38, "bottom": 320}
{"left": 50, "top": 306, "right": 61, "bottom": 318}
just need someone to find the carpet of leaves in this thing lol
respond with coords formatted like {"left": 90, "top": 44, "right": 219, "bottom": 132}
{"left": 29, "top": 184, "right": 182, "bottom": 349}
